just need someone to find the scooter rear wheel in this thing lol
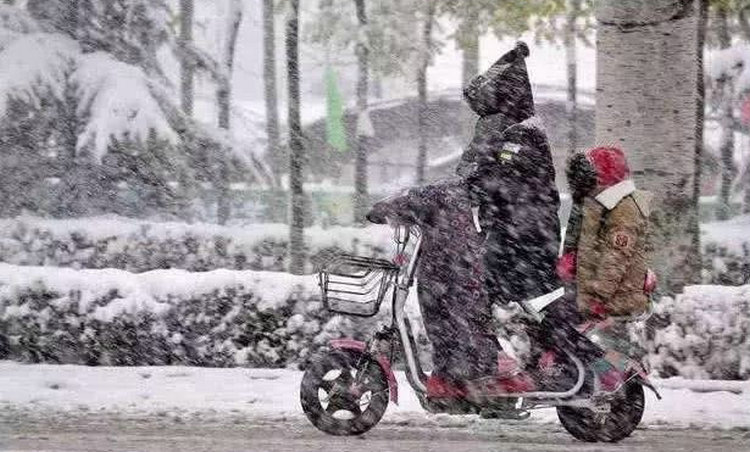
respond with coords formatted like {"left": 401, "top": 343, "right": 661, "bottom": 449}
{"left": 557, "top": 381, "right": 645, "bottom": 443}
{"left": 300, "top": 349, "right": 389, "bottom": 436}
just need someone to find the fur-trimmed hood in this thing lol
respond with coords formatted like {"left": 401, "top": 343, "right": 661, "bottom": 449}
{"left": 595, "top": 179, "right": 652, "bottom": 217}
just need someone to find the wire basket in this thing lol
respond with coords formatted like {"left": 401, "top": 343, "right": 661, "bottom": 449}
{"left": 318, "top": 254, "right": 400, "bottom": 317}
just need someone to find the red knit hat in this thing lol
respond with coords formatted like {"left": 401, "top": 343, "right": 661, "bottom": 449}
{"left": 585, "top": 146, "right": 631, "bottom": 188}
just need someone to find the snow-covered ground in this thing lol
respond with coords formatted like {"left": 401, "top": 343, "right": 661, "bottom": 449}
{"left": 1, "top": 362, "right": 747, "bottom": 430}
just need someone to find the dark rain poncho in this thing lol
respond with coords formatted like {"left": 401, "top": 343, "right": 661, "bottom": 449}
{"left": 367, "top": 180, "right": 499, "bottom": 383}
{"left": 457, "top": 42, "right": 561, "bottom": 304}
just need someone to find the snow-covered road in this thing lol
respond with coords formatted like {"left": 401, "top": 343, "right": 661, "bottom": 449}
{"left": 2, "top": 411, "right": 750, "bottom": 452}
{"left": 0, "top": 362, "right": 749, "bottom": 450}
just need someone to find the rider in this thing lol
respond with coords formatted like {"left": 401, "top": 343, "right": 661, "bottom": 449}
{"left": 369, "top": 42, "right": 562, "bottom": 399}
{"left": 457, "top": 42, "right": 561, "bottom": 395}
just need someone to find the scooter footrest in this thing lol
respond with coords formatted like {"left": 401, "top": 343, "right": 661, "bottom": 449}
{"left": 479, "top": 408, "right": 531, "bottom": 420}
{"left": 423, "top": 397, "right": 477, "bottom": 415}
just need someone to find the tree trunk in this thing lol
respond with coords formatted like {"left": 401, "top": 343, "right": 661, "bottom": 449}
{"left": 59, "top": 78, "right": 82, "bottom": 216}
{"left": 460, "top": 11, "right": 479, "bottom": 89}
{"left": 596, "top": 0, "right": 702, "bottom": 293}
{"left": 459, "top": 9, "right": 479, "bottom": 144}
{"left": 216, "top": 0, "right": 243, "bottom": 225}
{"left": 739, "top": 7, "right": 750, "bottom": 42}
{"left": 694, "top": 0, "right": 707, "bottom": 263}
{"left": 740, "top": 8, "right": 750, "bottom": 213}
{"left": 62, "top": 0, "right": 79, "bottom": 39}
{"left": 57, "top": 0, "right": 82, "bottom": 216}
{"left": 177, "top": 0, "right": 195, "bottom": 220}
{"left": 565, "top": 0, "right": 580, "bottom": 155}
{"left": 287, "top": 0, "right": 305, "bottom": 274}
{"left": 179, "top": 0, "right": 195, "bottom": 117}
{"left": 372, "top": 75, "right": 383, "bottom": 98}
{"left": 61, "top": 0, "right": 79, "bottom": 165}
{"left": 263, "top": 0, "right": 282, "bottom": 185}
{"left": 415, "top": 1, "right": 435, "bottom": 185}
{"left": 352, "top": 0, "right": 369, "bottom": 224}
{"left": 716, "top": 5, "right": 735, "bottom": 220}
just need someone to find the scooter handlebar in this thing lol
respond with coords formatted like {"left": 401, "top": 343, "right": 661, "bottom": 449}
{"left": 365, "top": 207, "right": 388, "bottom": 225}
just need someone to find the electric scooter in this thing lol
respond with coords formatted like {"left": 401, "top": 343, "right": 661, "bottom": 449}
{"left": 300, "top": 221, "right": 660, "bottom": 443}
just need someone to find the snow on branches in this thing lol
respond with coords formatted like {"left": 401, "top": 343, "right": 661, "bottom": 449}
{"left": 76, "top": 52, "right": 177, "bottom": 159}
{"left": 0, "top": 33, "right": 77, "bottom": 115}
{"left": 0, "top": 30, "right": 178, "bottom": 160}
{"left": 0, "top": 4, "right": 39, "bottom": 49}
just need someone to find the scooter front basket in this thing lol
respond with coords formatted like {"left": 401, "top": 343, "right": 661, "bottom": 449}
{"left": 318, "top": 254, "right": 400, "bottom": 317}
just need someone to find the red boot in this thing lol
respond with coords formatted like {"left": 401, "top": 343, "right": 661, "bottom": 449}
{"left": 497, "top": 351, "right": 521, "bottom": 378}
{"left": 466, "top": 353, "right": 537, "bottom": 399}
{"left": 466, "top": 373, "right": 536, "bottom": 399}
{"left": 426, "top": 375, "right": 466, "bottom": 399}
{"left": 499, "top": 372, "right": 536, "bottom": 393}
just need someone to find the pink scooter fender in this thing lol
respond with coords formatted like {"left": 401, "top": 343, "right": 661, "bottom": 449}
{"left": 330, "top": 339, "right": 398, "bottom": 405}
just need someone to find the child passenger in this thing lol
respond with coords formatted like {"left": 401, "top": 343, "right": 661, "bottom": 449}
{"left": 558, "top": 146, "right": 652, "bottom": 321}
{"left": 557, "top": 146, "right": 654, "bottom": 392}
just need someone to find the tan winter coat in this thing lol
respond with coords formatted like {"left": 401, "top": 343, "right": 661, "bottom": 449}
{"left": 576, "top": 180, "right": 652, "bottom": 316}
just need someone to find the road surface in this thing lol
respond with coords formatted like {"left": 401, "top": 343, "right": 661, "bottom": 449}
{"left": 2, "top": 409, "right": 749, "bottom": 452}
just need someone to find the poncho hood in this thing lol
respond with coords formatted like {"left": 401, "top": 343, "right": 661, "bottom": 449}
{"left": 462, "top": 41, "right": 535, "bottom": 121}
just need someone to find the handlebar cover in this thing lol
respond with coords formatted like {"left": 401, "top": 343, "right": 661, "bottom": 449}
{"left": 365, "top": 210, "right": 388, "bottom": 224}
{"left": 366, "top": 189, "right": 416, "bottom": 226}
{"left": 365, "top": 205, "right": 388, "bottom": 225}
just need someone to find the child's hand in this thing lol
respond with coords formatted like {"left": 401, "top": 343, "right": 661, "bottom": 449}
{"left": 556, "top": 252, "right": 577, "bottom": 282}
{"left": 644, "top": 269, "right": 657, "bottom": 294}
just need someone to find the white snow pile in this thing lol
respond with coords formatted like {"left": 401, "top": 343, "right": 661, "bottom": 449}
{"left": 649, "top": 284, "right": 750, "bottom": 380}
{"left": 0, "top": 215, "right": 394, "bottom": 273}
{"left": 0, "top": 32, "right": 177, "bottom": 159}
{"left": 0, "top": 262, "right": 354, "bottom": 367}
{"left": 0, "top": 363, "right": 748, "bottom": 430}
{"left": 708, "top": 44, "right": 750, "bottom": 93}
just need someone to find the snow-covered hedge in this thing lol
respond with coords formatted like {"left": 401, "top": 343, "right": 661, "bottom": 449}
{"left": 0, "top": 263, "right": 374, "bottom": 367}
{"left": 0, "top": 216, "right": 393, "bottom": 273}
{"left": 648, "top": 285, "right": 750, "bottom": 380}
{"left": 2, "top": 262, "right": 748, "bottom": 380}
{"left": 3, "top": 214, "right": 748, "bottom": 285}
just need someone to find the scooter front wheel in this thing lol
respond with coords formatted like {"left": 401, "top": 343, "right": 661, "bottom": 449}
{"left": 557, "top": 381, "right": 645, "bottom": 443}
{"left": 300, "top": 349, "right": 389, "bottom": 436}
